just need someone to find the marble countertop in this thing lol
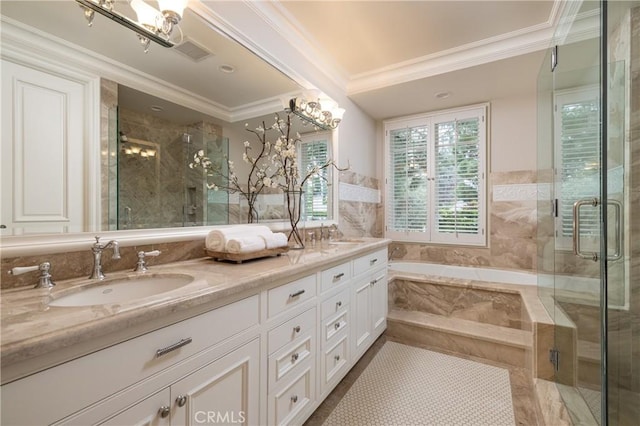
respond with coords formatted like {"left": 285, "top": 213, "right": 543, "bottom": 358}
{"left": 1, "top": 238, "right": 390, "bottom": 378}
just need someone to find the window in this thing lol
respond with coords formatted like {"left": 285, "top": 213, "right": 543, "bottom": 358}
{"left": 554, "top": 87, "right": 600, "bottom": 251}
{"left": 385, "top": 105, "right": 487, "bottom": 245}
{"left": 299, "top": 133, "right": 332, "bottom": 221}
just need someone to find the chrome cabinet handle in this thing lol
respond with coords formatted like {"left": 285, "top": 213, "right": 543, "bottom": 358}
{"left": 291, "top": 353, "right": 299, "bottom": 362}
{"left": 334, "top": 354, "right": 341, "bottom": 362}
{"left": 333, "top": 272, "right": 344, "bottom": 280}
{"left": 289, "top": 289, "right": 305, "bottom": 298}
{"left": 572, "top": 198, "right": 599, "bottom": 262}
{"left": 156, "top": 337, "right": 192, "bottom": 358}
{"left": 336, "top": 301, "right": 342, "bottom": 308}
{"left": 334, "top": 322, "right": 341, "bottom": 330}
{"left": 370, "top": 258, "right": 378, "bottom": 265}
{"left": 370, "top": 278, "right": 378, "bottom": 286}
{"left": 293, "top": 325, "right": 301, "bottom": 333}
{"left": 291, "top": 395, "right": 298, "bottom": 403}
{"left": 159, "top": 406, "right": 170, "bottom": 418}
{"left": 176, "top": 395, "right": 187, "bottom": 407}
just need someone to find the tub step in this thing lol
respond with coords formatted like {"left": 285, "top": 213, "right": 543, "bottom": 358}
{"left": 387, "top": 308, "right": 532, "bottom": 368}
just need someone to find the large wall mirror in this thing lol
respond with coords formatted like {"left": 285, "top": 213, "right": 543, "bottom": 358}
{"left": 1, "top": 1, "right": 339, "bottom": 252}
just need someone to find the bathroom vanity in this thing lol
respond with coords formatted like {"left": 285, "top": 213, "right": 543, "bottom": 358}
{"left": 0, "top": 238, "right": 389, "bottom": 425}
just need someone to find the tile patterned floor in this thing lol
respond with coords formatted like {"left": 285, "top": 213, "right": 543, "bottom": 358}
{"left": 305, "top": 334, "right": 542, "bottom": 426}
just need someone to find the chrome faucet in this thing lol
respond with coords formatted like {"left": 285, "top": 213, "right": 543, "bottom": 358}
{"left": 9, "top": 262, "right": 55, "bottom": 289}
{"left": 90, "top": 236, "right": 121, "bottom": 280}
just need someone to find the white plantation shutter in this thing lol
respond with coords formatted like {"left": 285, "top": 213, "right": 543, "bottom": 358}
{"left": 554, "top": 88, "right": 600, "bottom": 250}
{"left": 386, "top": 123, "right": 430, "bottom": 240}
{"left": 299, "top": 136, "right": 330, "bottom": 220}
{"left": 385, "top": 105, "right": 486, "bottom": 245}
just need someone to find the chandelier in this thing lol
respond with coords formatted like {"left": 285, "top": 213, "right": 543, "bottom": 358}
{"left": 76, "top": 0, "right": 187, "bottom": 53}
{"left": 285, "top": 92, "right": 345, "bottom": 130}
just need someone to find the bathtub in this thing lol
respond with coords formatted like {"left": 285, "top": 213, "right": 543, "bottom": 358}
{"left": 389, "top": 262, "right": 537, "bottom": 286}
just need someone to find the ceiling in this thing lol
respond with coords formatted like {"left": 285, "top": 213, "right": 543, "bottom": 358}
{"left": 1, "top": 1, "right": 563, "bottom": 122}
{"left": 277, "top": 0, "right": 558, "bottom": 119}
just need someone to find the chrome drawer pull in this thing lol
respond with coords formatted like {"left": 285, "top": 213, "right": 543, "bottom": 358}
{"left": 334, "top": 322, "right": 341, "bottom": 330}
{"left": 293, "top": 325, "right": 301, "bottom": 333}
{"left": 291, "top": 395, "right": 298, "bottom": 403}
{"left": 156, "top": 337, "right": 193, "bottom": 358}
{"left": 370, "top": 258, "right": 378, "bottom": 265}
{"left": 333, "top": 272, "right": 345, "bottom": 280}
{"left": 334, "top": 354, "right": 341, "bottom": 362}
{"left": 289, "top": 289, "right": 305, "bottom": 298}
{"left": 176, "top": 395, "right": 187, "bottom": 407}
{"left": 159, "top": 406, "right": 171, "bottom": 418}
{"left": 291, "top": 353, "right": 299, "bottom": 363}
{"left": 336, "top": 301, "right": 342, "bottom": 308}
{"left": 370, "top": 278, "right": 378, "bottom": 286}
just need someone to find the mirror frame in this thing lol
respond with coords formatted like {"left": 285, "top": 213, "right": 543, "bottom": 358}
{"left": 0, "top": 7, "right": 339, "bottom": 258}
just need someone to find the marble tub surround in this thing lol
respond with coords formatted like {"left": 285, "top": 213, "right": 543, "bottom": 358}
{"left": 387, "top": 269, "right": 555, "bottom": 378}
{"left": 1, "top": 238, "right": 390, "bottom": 382}
{"left": 389, "top": 278, "right": 526, "bottom": 330}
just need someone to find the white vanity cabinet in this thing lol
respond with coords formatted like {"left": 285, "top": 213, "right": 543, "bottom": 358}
{"left": 1, "top": 244, "right": 390, "bottom": 426}
{"left": 351, "top": 249, "right": 388, "bottom": 361}
{"left": 1, "top": 295, "right": 261, "bottom": 426}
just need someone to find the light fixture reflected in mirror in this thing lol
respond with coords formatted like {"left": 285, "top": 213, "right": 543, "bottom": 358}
{"left": 76, "top": 0, "right": 185, "bottom": 53}
{"left": 284, "top": 93, "right": 345, "bottom": 130}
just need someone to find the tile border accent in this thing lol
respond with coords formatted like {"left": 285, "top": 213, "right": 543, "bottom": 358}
{"left": 339, "top": 182, "right": 381, "bottom": 204}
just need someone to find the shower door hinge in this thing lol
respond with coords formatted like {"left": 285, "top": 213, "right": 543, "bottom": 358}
{"left": 552, "top": 198, "right": 559, "bottom": 217}
{"left": 549, "top": 348, "right": 560, "bottom": 372}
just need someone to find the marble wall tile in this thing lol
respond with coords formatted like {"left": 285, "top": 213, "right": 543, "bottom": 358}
{"left": 338, "top": 170, "right": 382, "bottom": 238}
{"left": 534, "top": 379, "right": 573, "bottom": 426}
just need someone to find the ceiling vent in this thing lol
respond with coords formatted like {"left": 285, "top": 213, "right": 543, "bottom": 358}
{"left": 174, "top": 39, "right": 213, "bottom": 62}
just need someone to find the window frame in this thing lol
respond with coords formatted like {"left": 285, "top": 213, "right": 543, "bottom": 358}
{"left": 298, "top": 130, "right": 337, "bottom": 224}
{"left": 384, "top": 103, "right": 488, "bottom": 246}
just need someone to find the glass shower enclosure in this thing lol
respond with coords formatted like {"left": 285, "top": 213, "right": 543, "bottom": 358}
{"left": 537, "top": 1, "right": 638, "bottom": 424}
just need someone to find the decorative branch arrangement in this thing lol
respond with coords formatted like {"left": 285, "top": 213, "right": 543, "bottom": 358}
{"left": 190, "top": 112, "right": 348, "bottom": 247}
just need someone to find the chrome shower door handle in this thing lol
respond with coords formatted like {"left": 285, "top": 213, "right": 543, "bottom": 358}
{"left": 607, "top": 199, "right": 623, "bottom": 261}
{"left": 572, "top": 198, "right": 599, "bottom": 262}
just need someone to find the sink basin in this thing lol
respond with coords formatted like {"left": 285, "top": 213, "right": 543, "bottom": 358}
{"left": 49, "top": 274, "right": 194, "bottom": 307}
{"left": 328, "top": 238, "right": 365, "bottom": 245}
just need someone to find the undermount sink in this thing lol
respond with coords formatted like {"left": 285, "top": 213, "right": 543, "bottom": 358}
{"left": 328, "top": 238, "right": 365, "bottom": 245}
{"left": 49, "top": 274, "right": 194, "bottom": 307}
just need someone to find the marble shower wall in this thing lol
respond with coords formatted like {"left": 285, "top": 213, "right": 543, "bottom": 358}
{"left": 390, "top": 170, "right": 538, "bottom": 272}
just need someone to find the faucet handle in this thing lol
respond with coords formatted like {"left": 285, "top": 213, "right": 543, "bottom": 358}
{"left": 134, "top": 250, "right": 162, "bottom": 272}
{"left": 9, "top": 262, "right": 55, "bottom": 289}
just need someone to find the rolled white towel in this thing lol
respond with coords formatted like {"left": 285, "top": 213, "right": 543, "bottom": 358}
{"left": 206, "top": 225, "right": 271, "bottom": 251}
{"left": 260, "top": 232, "right": 289, "bottom": 249}
{"left": 226, "top": 236, "right": 266, "bottom": 253}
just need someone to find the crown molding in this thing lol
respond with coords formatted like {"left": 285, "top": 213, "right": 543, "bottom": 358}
{"left": 0, "top": 16, "right": 234, "bottom": 122}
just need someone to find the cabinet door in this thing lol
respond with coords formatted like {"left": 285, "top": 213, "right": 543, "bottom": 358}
{"left": 1, "top": 59, "right": 88, "bottom": 234}
{"left": 99, "top": 389, "right": 171, "bottom": 426}
{"left": 352, "top": 278, "right": 372, "bottom": 358}
{"left": 371, "top": 271, "right": 388, "bottom": 337}
{"left": 171, "top": 338, "right": 260, "bottom": 426}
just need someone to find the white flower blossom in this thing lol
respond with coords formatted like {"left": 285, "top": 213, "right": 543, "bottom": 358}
{"left": 243, "top": 141, "right": 250, "bottom": 148}
{"left": 263, "top": 177, "right": 271, "bottom": 186}
{"left": 197, "top": 149, "right": 204, "bottom": 156}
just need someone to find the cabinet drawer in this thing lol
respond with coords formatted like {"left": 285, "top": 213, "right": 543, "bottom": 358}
{"left": 323, "top": 309, "right": 348, "bottom": 344}
{"left": 269, "top": 337, "right": 313, "bottom": 390}
{"left": 271, "top": 366, "right": 314, "bottom": 426}
{"left": 1, "top": 295, "right": 259, "bottom": 426}
{"left": 267, "top": 275, "right": 316, "bottom": 318}
{"left": 268, "top": 307, "right": 316, "bottom": 355}
{"left": 321, "top": 287, "right": 350, "bottom": 320}
{"left": 320, "top": 262, "right": 351, "bottom": 293}
{"left": 353, "top": 248, "right": 387, "bottom": 277}
{"left": 323, "top": 335, "right": 349, "bottom": 386}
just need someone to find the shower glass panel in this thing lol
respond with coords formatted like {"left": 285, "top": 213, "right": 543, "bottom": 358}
{"left": 537, "top": 1, "right": 604, "bottom": 423}
{"left": 606, "top": 3, "right": 636, "bottom": 424}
